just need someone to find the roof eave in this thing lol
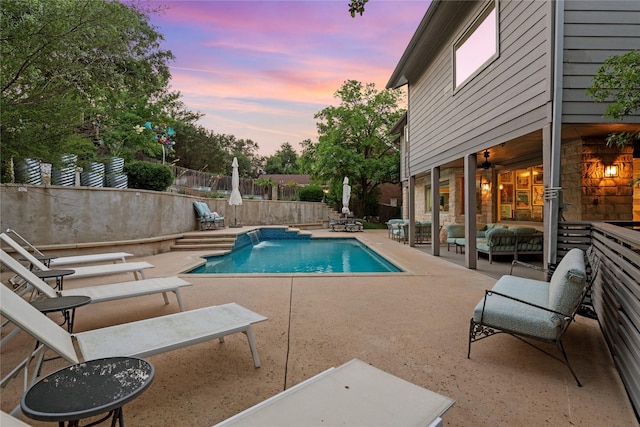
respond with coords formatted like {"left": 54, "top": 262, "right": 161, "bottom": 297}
{"left": 386, "top": 0, "right": 443, "bottom": 90}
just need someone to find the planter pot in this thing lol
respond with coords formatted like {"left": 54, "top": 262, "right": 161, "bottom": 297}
{"left": 105, "top": 173, "right": 128, "bottom": 189}
{"left": 80, "top": 171, "right": 104, "bottom": 187}
{"left": 51, "top": 168, "right": 76, "bottom": 186}
{"left": 16, "top": 158, "right": 42, "bottom": 185}
{"left": 105, "top": 157, "right": 124, "bottom": 175}
{"left": 86, "top": 162, "right": 105, "bottom": 174}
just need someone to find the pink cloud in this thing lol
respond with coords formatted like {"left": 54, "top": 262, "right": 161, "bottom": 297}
{"left": 136, "top": 0, "right": 429, "bottom": 155}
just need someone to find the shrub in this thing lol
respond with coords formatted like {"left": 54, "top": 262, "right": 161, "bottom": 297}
{"left": 124, "top": 161, "right": 174, "bottom": 192}
{"left": 298, "top": 184, "right": 324, "bottom": 202}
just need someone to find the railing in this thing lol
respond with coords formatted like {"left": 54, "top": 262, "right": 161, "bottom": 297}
{"left": 170, "top": 166, "right": 302, "bottom": 201}
{"left": 558, "top": 221, "right": 640, "bottom": 414}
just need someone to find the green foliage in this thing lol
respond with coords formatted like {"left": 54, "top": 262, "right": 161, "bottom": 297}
{"left": 362, "top": 221, "right": 387, "bottom": 230}
{"left": 124, "top": 161, "right": 174, "bottom": 192}
{"left": 264, "top": 143, "right": 300, "bottom": 174}
{"left": 587, "top": 51, "right": 640, "bottom": 148}
{"left": 0, "top": 0, "right": 197, "bottom": 165}
{"left": 298, "top": 185, "right": 324, "bottom": 202}
{"left": 255, "top": 177, "right": 274, "bottom": 199}
{"left": 255, "top": 177, "right": 275, "bottom": 187}
{"left": 348, "top": 0, "right": 368, "bottom": 17}
{"left": 300, "top": 80, "right": 404, "bottom": 216}
{"left": 363, "top": 186, "right": 381, "bottom": 217}
{"left": 172, "top": 122, "right": 264, "bottom": 178}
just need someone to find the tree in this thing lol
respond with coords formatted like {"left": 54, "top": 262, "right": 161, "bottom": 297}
{"left": 587, "top": 50, "right": 640, "bottom": 148}
{"left": 348, "top": 0, "right": 368, "bottom": 17}
{"left": 0, "top": 0, "right": 184, "bottom": 167}
{"left": 223, "top": 135, "right": 263, "bottom": 178}
{"left": 172, "top": 123, "right": 227, "bottom": 173}
{"left": 300, "top": 80, "right": 404, "bottom": 217}
{"left": 264, "top": 143, "right": 300, "bottom": 174}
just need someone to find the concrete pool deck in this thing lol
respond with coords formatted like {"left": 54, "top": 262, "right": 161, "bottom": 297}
{"left": 1, "top": 228, "right": 637, "bottom": 426}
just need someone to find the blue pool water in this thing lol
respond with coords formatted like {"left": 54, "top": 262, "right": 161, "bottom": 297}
{"left": 186, "top": 229, "right": 402, "bottom": 274}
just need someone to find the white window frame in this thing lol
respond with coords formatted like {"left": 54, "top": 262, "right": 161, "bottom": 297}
{"left": 453, "top": 0, "right": 499, "bottom": 90}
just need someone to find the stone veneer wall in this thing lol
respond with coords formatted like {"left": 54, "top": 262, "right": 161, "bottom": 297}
{"left": 561, "top": 138, "right": 584, "bottom": 220}
{"left": 408, "top": 168, "right": 493, "bottom": 243}
{"left": 582, "top": 139, "right": 634, "bottom": 221}
{"left": 562, "top": 137, "right": 634, "bottom": 221}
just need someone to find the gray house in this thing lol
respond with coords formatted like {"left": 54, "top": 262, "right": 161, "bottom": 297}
{"left": 387, "top": 0, "right": 639, "bottom": 268}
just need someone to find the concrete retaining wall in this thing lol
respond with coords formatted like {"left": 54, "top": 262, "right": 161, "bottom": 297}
{"left": 0, "top": 184, "right": 330, "bottom": 251}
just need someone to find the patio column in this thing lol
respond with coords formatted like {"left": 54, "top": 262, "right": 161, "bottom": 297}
{"left": 464, "top": 153, "right": 477, "bottom": 269}
{"left": 408, "top": 175, "right": 416, "bottom": 246}
{"left": 431, "top": 166, "right": 440, "bottom": 256}
{"left": 547, "top": 0, "right": 565, "bottom": 267}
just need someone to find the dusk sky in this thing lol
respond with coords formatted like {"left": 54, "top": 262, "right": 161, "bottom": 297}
{"left": 141, "top": 0, "right": 431, "bottom": 156}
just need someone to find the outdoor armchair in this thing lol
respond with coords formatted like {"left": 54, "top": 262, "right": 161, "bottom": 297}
{"left": 194, "top": 201, "right": 225, "bottom": 230}
{"left": 468, "top": 248, "right": 589, "bottom": 386}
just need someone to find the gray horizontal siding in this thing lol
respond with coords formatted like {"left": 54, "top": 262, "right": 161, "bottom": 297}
{"left": 562, "top": 0, "right": 640, "bottom": 123}
{"left": 408, "top": 0, "right": 552, "bottom": 172}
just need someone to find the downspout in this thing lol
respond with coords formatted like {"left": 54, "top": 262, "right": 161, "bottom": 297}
{"left": 547, "top": 0, "right": 564, "bottom": 266}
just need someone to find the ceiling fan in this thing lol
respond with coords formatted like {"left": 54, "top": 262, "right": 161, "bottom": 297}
{"left": 478, "top": 150, "right": 496, "bottom": 169}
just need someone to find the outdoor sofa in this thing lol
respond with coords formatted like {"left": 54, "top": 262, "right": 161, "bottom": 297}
{"left": 476, "top": 225, "right": 543, "bottom": 263}
{"left": 445, "top": 223, "right": 543, "bottom": 263}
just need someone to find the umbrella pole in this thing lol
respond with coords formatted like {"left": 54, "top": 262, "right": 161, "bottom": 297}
{"left": 234, "top": 205, "right": 237, "bottom": 226}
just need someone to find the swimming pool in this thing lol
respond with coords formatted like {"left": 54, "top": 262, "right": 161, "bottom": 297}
{"left": 186, "top": 229, "right": 402, "bottom": 274}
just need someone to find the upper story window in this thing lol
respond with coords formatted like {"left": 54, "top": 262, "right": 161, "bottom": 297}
{"left": 454, "top": 2, "right": 498, "bottom": 88}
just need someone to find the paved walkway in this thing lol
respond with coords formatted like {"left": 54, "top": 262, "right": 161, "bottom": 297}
{"left": 1, "top": 229, "right": 637, "bottom": 426}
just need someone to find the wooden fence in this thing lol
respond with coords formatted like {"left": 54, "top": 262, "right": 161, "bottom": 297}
{"left": 558, "top": 221, "right": 640, "bottom": 414}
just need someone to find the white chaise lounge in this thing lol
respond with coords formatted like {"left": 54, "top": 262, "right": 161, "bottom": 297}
{"left": 48, "top": 252, "right": 132, "bottom": 266}
{"left": 0, "top": 284, "right": 268, "bottom": 392}
{"left": 5, "top": 228, "right": 133, "bottom": 266}
{"left": 1, "top": 233, "right": 152, "bottom": 281}
{"left": 214, "top": 359, "right": 454, "bottom": 427}
{"left": 1, "top": 249, "right": 191, "bottom": 311}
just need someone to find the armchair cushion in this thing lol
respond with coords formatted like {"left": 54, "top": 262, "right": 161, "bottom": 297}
{"left": 472, "top": 276, "right": 558, "bottom": 340}
{"left": 548, "top": 248, "right": 587, "bottom": 322}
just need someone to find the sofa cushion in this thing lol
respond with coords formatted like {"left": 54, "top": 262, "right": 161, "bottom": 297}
{"left": 485, "top": 227, "right": 516, "bottom": 251}
{"left": 446, "top": 224, "right": 465, "bottom": 239}
{"left": 473, "top": 275, "right": 559, "bottom": 340}
{"left": 548, "top": 249, "right": 586, "bottom": 320}
{"left": 509, "top": 226, "right": 537, "bottom": 234}
{"left": 487, "top": 223, "right": 506, "bottom": 231}
{"left": 476, "top": 240, "right": 489, "bottom": 252}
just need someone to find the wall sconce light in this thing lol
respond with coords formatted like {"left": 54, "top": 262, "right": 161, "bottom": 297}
{"left": 604, "top": 164, "right": 618, "bottom": 178}
{"left": 481, "top": 179, "right": 491, "bottom": 192}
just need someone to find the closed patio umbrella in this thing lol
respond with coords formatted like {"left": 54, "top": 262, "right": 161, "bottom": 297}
{"left": 229, "top": 157, "right": 243, "bottom": 227}
{"left": 342, "top": 176, "right": 351, "bottom": 217}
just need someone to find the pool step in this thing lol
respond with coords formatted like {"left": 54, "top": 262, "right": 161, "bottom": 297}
{"left": 171, "top": 233, "right": 237, "bottom": 251}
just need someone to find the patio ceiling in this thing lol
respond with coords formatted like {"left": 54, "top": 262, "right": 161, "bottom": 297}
{"left": 436, "top": 130, "right": 544, "bottom": 172}
{"left": 433, "top": 122, "right": 637, "bottom": 173}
